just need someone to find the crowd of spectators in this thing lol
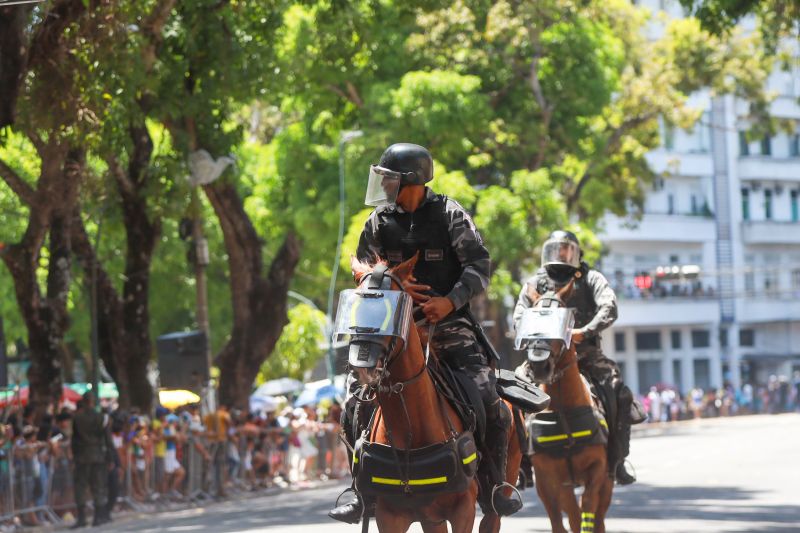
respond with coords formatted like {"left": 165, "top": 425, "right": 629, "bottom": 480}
{"left": 637, "top": 372, "right": 800, "bottom": 423}
{"left": 0, "top": 396, "right": 348, "bottom": 528}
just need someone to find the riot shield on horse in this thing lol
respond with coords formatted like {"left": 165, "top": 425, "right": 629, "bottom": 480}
{"left": 336, "top": 255, "right": 540, "bottom": 533}
{"left": 515, "top": 281, "right": 613, "bottom": 533}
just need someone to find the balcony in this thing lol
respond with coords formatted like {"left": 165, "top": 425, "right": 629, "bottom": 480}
{"left": 738, "top": 297, "right": 800, "bottom": 324}
{"left": 615, "top": 298, "right": 720, "bottom": 328}
{"left": 602, "top": 213, "right": 716, "bottom": 243}
{"left": 741, "top": 221, "right": 800, "bottom": 244}
{"left": 645, "top": 151, "right": 714, "bottom": 177}
{"left": 737, "top": 157, "right": 800, "bottom": 182}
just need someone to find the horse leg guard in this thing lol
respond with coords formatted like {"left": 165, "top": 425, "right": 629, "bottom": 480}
{"left": 484, "top": 401, "right": 522, "bottom": 516}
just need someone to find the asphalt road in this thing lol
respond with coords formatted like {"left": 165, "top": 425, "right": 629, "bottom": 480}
{"left": 93, "top": 413, "right": 800, "bottom": 532}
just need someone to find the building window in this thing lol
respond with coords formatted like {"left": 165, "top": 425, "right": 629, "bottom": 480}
{"left": 764, "top": 189, "right": 773, "bottom": 220}
{"left": 671, "top": 330, "right": 682, "bottom": 349}
{"left": 739, "top": 329, "right": 755, "bottom": 347}
{"left": 760, "top": 135, "right": 772, "bottom": 156}
{"left": 744, "top": 268, "right": 755, "bottom": 296}
{"left": 691, "top": 329, "right": 710, "bottom": 348}
{"left": 691, "top": 195, "right": 699, "bottom": 215}
{"left": 739, "top": 131, "right": 749, "bottom": 156}
{"left": 719, "top": 328, "right": 728, "bottom": 348}
{"left": 614, "top": 332, "right": 626, "bottom": 353}
{"left": 764, "top": 269, "right": 778, "bottom": 295}
{"left": 672, "top": 360, "right": 683, "bottom": 393}
{"left": 693, "top": 359, "right": 711, "bottom": 390}
{"left": 667, "top": 194, "right": 675, "bottom": 215}
{"left": 662, "top": 121, "right": 675, "bottom": 151}
{"left": 635, "top": 331, "right": 662, "bottom": 351}
{"left": 741, "top": 188, "right": 750, "bottom": 221}
{"left": 791, "top": 190, "right": 798, "bottom": 222}
{"left": 637, "top": 360, "right": 662, "bottom": 394}
{"left": 790, "top": 134, "right": 800, "bottom": 157}
{"left": 792, "top": 269, "right": 800, "bottom": 292}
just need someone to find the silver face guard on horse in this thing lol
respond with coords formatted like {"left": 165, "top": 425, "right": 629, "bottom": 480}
{"left": 332, "top": 285, "right": 413, "bottom": 386}
{"left": 515, "top": 306, "right": 575, "bottom": 384}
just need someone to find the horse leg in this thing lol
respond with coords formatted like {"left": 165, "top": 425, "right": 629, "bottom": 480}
{"left": 374, "top": 505, "right": 413, "bottom": 533}
{"left": 535, "top": 473, "right": 568, "bottom": 533}
{"left": 578, "top": 456, "right": 607, "bottom": 533}
{"left": 420, "top": 522, "right": 448, "bottom": 533}
{"left": 450, "top": 482, "right": 478, "bottom": 533}
{"left": 560, "top": 484, "right": 581, "bottom": 533}
{"left": 593, "top": 476, "right": 613, "bottom": 533}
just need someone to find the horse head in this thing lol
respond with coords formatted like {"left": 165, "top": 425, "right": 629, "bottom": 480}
{"left": 341, "top": 253, "right": 419, "bottom": 388}
{"left": 517, "top": 279, "right": 576, "bottom": 384}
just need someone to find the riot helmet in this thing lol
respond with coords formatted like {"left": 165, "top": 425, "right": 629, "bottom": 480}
{"left": 542, "top": 230, "right": 581, "bottom": 284}
{"left": 365, "top": 143, "right": 433, "bottom": 206}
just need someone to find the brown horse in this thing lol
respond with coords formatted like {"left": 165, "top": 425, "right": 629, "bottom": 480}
{"left": 524, "top": 282, "right": 612, "bottom": 533}
{"left": 349, "top": 255, "right": 522, "bottom": 533}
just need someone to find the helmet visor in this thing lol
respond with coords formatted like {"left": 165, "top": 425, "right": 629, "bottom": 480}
{"left": 541, "top": 239, "right": 580, "bottom": 269}
{"left": 365, "top": 165, "right": 402, "bottom": 207}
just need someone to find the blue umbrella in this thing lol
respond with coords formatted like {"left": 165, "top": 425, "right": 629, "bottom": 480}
{"left": 293, "top": 384, "right": 342, "bottom": 407}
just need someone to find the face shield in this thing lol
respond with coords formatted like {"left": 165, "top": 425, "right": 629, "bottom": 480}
{"left": 332, "top": 289, "right": 413, "bottom": 368}
{"left": 541, "top": 239, "right": 580, "bottom": 270}
{"left": 514, "top": 307, "right": 575, "bottom": 361}
{"left": 365, "top": 165, "right": 403, "bottom": 207}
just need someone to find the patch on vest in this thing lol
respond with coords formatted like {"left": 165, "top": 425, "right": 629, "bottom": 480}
{"left": 425, "top": 249, "right": 444, "bottom": 261}
{"left": 386, "top": 250, "right": 403, "bottom": 263}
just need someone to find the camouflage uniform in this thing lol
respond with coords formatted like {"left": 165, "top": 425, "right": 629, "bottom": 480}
{"left": 514, "top": 262, "right": 637, "bottom": 479}
{"left": 355, "top": 187, "right": 497, "bottom": 406}
{"left": 71, "top": 407, "right": 108, "bottom": 519}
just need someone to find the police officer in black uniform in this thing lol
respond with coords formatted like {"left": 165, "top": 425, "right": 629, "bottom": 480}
{"left": 329, "top": 143, "right": 521, "bottom": 523}
{"left": 513, "top": 230, "right": 639, "bottom": 485}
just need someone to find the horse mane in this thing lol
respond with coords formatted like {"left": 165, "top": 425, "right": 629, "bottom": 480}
{"left": 350, "top": 255, "right": 386, "bottom": 284}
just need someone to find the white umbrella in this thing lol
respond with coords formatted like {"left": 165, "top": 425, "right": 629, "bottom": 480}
{"left": 249, "top": 394, "right": 279, "bottom": 413}
{"left": 255, "top": 377, "right": 303, "bottom": 396}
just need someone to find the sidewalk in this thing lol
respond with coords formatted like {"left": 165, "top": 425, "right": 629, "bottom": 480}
{"left": 30, "top": 478, "right": 343, "bottom": 532}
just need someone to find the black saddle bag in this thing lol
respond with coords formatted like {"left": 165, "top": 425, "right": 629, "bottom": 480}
{"left": 353, "top": 431, "right": 478, "bottom": 507}
{"left": 495, "top": 368, "right": 551, "bottom": 413}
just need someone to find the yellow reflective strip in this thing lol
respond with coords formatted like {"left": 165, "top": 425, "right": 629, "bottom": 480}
{"left": 371, "top": 476, "right": 448, "bottom": 486}
{"left": 462, "top": 452, "right": 477, "bottom": 465}
{"left": 352, "top": 456, "right": 358, "bottom": 464}
{"left": 582, "top": 512, "right": 596, "bottom": 518}
{"left": 571, "top": 430, "right": 592, "bottom": 438}
{"left": 536, "top": 433, "right": 568, "bottom": 443}
{"left": 350, "top": 298, "right": 361, "bottom": 328}
{"left": 599, "top": 419, "right": 608, "bottom": 428}
{"left": 381, "top": 298, "right": 392, "bottom": 331}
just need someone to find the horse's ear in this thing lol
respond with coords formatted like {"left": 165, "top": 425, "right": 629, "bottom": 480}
{"left": 350, "top": 255, "right": 371, "bottom": 284}
{"left": 392, "top": 252, "right": 419, "bottom": 282}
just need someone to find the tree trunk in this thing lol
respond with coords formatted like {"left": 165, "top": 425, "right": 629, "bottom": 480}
{"left": 70, "top": 125, "right": 159, "bottom": 412}
{"left": 203, "top": 181, "right": 301, "bottom": 409}
{"left": 0, "top": 143, "right": 82, "bottom": 416}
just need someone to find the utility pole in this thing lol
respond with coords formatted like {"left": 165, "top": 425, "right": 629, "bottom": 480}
{"left": 191, "top": 188, "right": 212, "bottom": 375}
{"left": 326, "top": 130, "right": 363, "bottom": 381}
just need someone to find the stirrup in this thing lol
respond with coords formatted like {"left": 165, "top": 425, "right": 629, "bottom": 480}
{"left": 616, "top": 460, "right": 637, "bottom": 485}
{"left": 334, "top": 487, "right": 362, "bottom": 508}
{"left": 491, "top": 481, "right": 523, "bottom": 515}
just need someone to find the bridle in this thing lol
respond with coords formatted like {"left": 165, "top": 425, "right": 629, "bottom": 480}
{"left": 354, "top": 263, "right": 430, "bottom": 400}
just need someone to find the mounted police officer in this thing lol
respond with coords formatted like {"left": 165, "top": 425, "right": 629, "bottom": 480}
{"left": 513, "top": 230, "right": 640, "bottom": 485}
{"left": 328, "top": 143, "right": 521, "bottom": 523}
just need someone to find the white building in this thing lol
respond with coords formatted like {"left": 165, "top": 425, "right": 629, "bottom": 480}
{"left": 599, "top": 0, "right": 800, "bottom": 394}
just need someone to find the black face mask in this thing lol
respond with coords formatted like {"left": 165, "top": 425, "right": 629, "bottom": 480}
{"left": 546, "top": 264, "right": 577, "bottom": 285}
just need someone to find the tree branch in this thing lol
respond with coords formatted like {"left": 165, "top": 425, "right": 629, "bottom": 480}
{"left": 526, "top": 23, "right": 555, "bottom": 170}
{"left": 566, "top": 112, "right": 659, "bottom": 210}
{"left": 326, "top": 83, "right": 364, "bottom": 108}
{"left": 0, "top": 158, "right": 35, "bottom": 205}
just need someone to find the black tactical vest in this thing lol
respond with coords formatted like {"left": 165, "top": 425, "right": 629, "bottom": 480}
{"left": 377, "top": 195, "right": 462, "bottom": 298}
{"left": 536, "top": 263, "right": 599, "bottom": 347}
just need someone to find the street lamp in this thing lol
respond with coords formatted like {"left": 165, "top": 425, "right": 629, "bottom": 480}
{"left": 186, "top": 149, "right": 234, "bottom": 412}
{"left": 325, "top": 130, "right": 363, "bottom": 381}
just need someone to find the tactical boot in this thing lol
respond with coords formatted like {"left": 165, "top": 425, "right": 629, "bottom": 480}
{"left": 615, "top": 462, "right": 636, "bottom": 485}
{"left": 485, "top": 405, "right": 522, "bottom": 516}
{"left": 328, "top": 498, "right": 363, "bottom": 524}
{"left": 69, "top": 506, "right": 87, "bottom": 529}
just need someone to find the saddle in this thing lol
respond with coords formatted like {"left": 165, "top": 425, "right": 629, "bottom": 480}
{"left": 528, "top": 405, "right": 608, "bottom": 457}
